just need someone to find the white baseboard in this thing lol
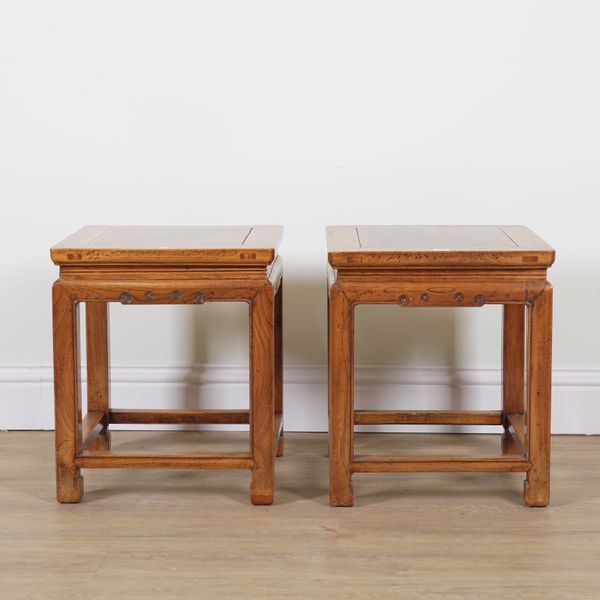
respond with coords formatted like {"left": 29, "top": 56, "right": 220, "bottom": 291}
{"left": 1, "top": 364, "right": 599, "bottom": 434}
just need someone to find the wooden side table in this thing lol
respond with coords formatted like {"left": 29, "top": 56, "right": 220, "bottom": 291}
{"left": 51, "top": 225, "right": 283, "bottom": 505}
{"left": 327, "top": 225, "right": 555, "bottom": 507}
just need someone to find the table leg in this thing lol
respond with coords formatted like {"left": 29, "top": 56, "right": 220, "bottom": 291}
{"left": 86, "top": 302, "right": 111, "bottom": 451}
{"left": 524, "top": 284, "right": 553, "bottom": 507}
{"left": 274, "top": 280, "right": 284, "bottom": 457}
{"left": 250, "top": 284, "right": 275, "bottom": 505}
{"left": 502, "top": 304, "right": 525, "bottom": 455}
{"left": 328, "top": 285, "right": 354, "bottom": 506}
{"left": 52, "top": 283, "right": 84, "bottom": 503}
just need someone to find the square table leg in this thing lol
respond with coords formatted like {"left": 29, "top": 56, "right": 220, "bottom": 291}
{"left": 52, "top": 283, "right": 84, "bottom": 503}
{"left": 524, "top": 284, "right": 553, "bottom": 507}
{"left": 502, "top": 304, "right": 525, "bottom": 455}
{"left": 85, "top": 302, "right": 111, "bottom": 451}
{"left": 249, "top": 284, "right": 276, "bottom": 505}
{"left": 275, "top": 280, "right": 284, "bottom": 457}
{"left": 328, "top": 284, "right": 354, "bottom": 507}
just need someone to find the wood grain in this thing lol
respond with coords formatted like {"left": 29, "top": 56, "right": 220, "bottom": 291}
{"left": 354, "top": 410, "right": 503, "bottom": 425}
{"left": 328, "top": 284, "right": 354, "bottom": 506}
{"left": 109, "top": 409, "right": 250, "bottom": 425}
{"left": 502, "top": 304, "right": 525, "bottom": 455}
{"left": 52, "top": 280, "right": 268, "bottom": 304}
{"left": 524, "top": 284, "right": 553, "bottom": 506}
{"left": 274, "top": 279, "right": 284, "bottom": 457}
{"left": 52, "top": 283, "right": 83, "bottom": 502}
{"left": 51, "top": 225, "right": 283, "bottom": 504}
{"left": 51, "top": 225, "right": 283, "bottom": 267}
{"left": 274, "top": 414, "right": 283, "bottom": 456}
{"left": 249, "top": 283, "right": 275, "bottom": 505}
{"left": 327, "top": 225, "right": 555, "bottom": 269}
{"left": 352, "top": 455, "right": 530, "bottom": 473}
{"left": 335, "top": 279, "right": 547, "bottom": 306}
{"left": 85, "top": 302, "right": 111, "bottom": 451}
{"left": 506, "top": 413, "right": 525, "bottom": 455}
{"left": 80, "top": 411, "right": 104, "bottom": 452}
{"left": 327, "top": 225, "right": 554, "bottom": 506}
{"left": 75, "top": 452, "right": 252, "bottom": 469}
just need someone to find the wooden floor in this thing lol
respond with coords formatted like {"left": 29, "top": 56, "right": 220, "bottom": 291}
{"left": 1, "top": 432, "right": 599, "bottom": 599}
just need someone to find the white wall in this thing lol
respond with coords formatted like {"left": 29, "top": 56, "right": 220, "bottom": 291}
{"left": 1, "top": 2, "right": 599, "bottom": 430}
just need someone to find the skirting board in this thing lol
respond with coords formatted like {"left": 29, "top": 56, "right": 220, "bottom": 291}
{"left": 1, "top": 364, "right": 599, "bottom": 434}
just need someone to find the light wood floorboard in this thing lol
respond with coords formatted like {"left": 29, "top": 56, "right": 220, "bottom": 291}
{"left": 1, "top": 432, "right": 599, "bottom": 599}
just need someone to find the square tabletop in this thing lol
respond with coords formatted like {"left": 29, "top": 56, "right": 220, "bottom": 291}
{"left": 327, "top": 225, "right": 554, "bottom": 269}
{"left": 51, "top": 225, "right": 282, "bottom": 266}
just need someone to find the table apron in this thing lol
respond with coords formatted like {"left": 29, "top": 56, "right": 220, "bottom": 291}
{"left": 54, "top": 279, "right": 272, "bottom": 304}
{"left": 334, "top": 280, "right": 548, "bottom": 307}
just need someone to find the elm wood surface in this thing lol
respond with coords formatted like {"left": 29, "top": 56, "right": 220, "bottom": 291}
{"left": 502, "top": 304, "right": 526, "bottom": 455}
{"left": 80, "top": 411, "right": 104, "bottom": 452}
{"left": 109, "top": 409, "right": 251, "bottom": 425}
{"left": 327, "top": 225, "right": 555, "bottom": 507}
{"left": 506, "top": 413, "right": 526, "bottom": 455}
{"left": 74, "top": 453, "right": 253, "bottom": 469}
{"left": 51, "top": 225, "right": 282, "bottom": 266}
{"left": 351, "top": 456, "right": 530, "bottom": 473}
{"left": 85, "top": 303, "right": 111, "bottom": 451}
{"left": 327, "top": 225, "right": 555, "bottom": 269}
{"left": 3, "top": 432, "right": 600, "bottom": 600}
{"left": 51, "top": 225, "right": 283, "bottom": 505}
{"left": 274, "top": 279, "right": 284, "bottom": 457}
{"left": 354, "top": 410, "right": 503, "bottom": 425}
{"left": 524, "top": 284, "right": 553, "bottom": 506}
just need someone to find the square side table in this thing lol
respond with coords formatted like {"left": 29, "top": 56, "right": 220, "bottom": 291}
{"left": 51, "top": 225, "right": 283, "bottom": 505}
{"left": 327, "top": 225, "right": 555, "bottom": 507}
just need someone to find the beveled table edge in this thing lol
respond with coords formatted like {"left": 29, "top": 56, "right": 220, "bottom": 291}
{"left": 50, "top": 225, "right": 283, "bottom": 267}
{"left": 326, "top": 225, "right": 555, "bottom": 269}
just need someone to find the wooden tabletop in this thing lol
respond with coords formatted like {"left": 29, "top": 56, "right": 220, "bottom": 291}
{"left": 327, "top": 226, "right": 555, "bottom": 269}
{"left": 51, "top": 226, "right": 282, "bottom": 266}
